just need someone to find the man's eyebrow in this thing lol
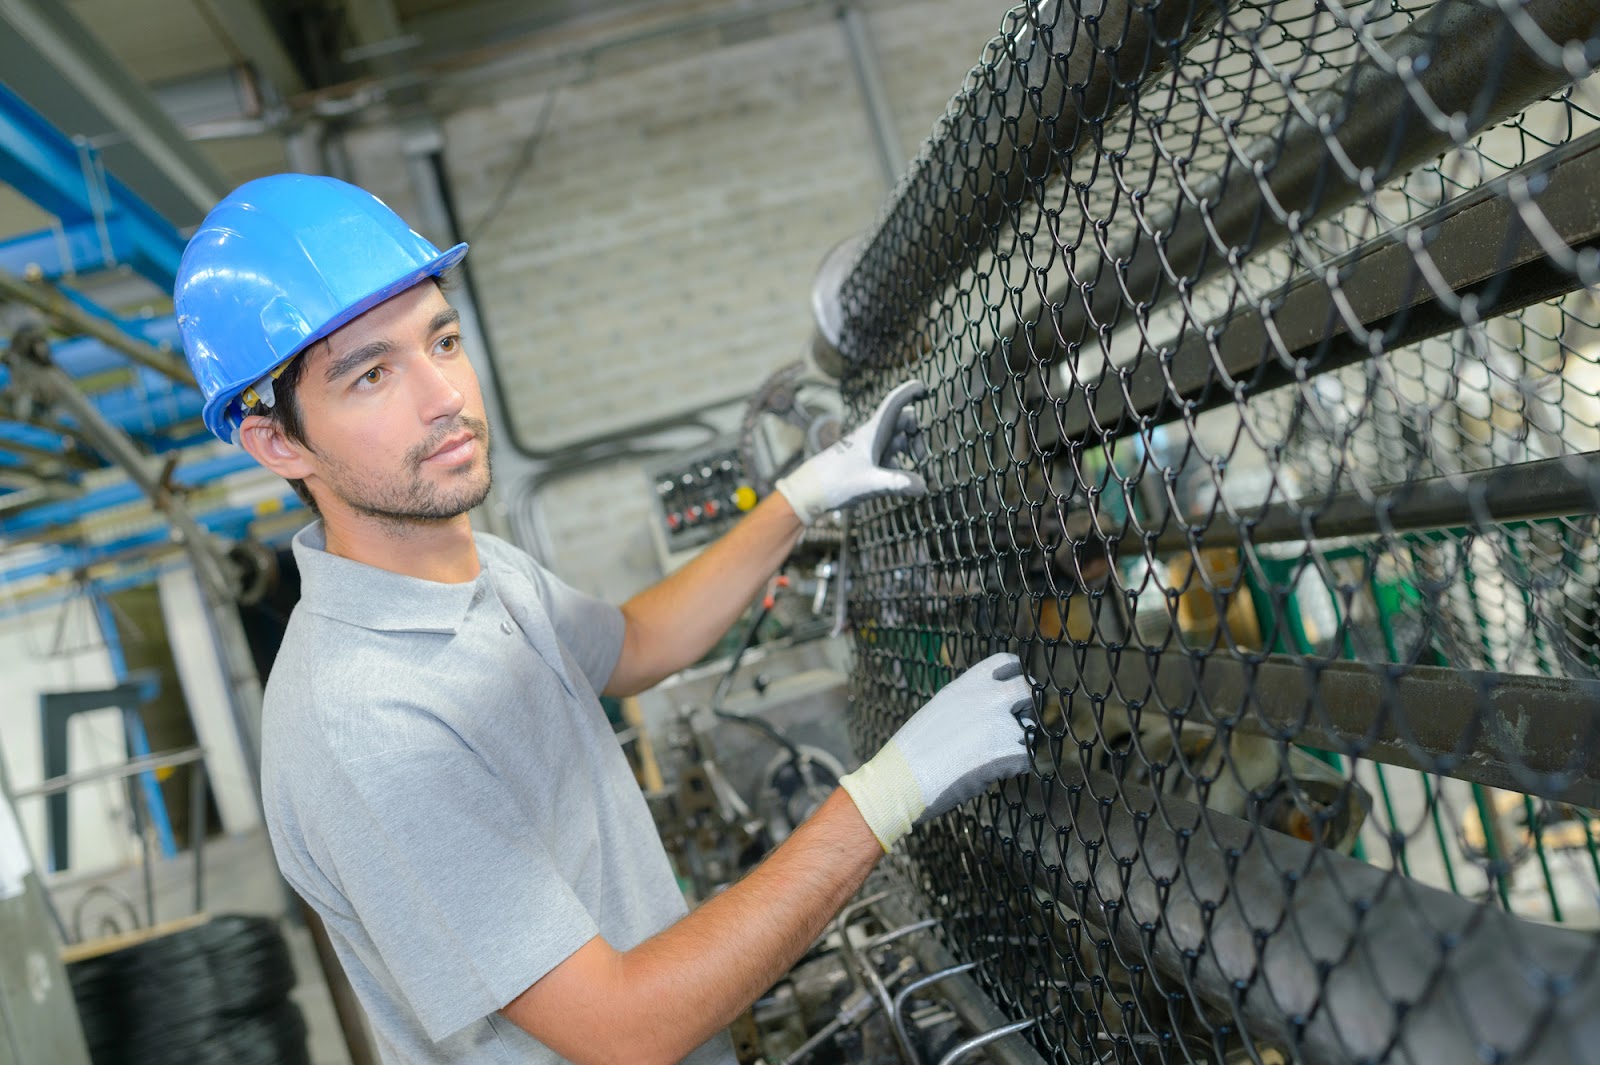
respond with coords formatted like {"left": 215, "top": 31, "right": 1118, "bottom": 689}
{"left": 325, "top": 340, "right": 392, "bottom": 383}
{"left": 430, "top": 308, "right": 461, "bottom": 332}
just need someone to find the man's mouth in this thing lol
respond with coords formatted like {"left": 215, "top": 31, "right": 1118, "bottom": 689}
{"left": 422, "top": 429, "right": 478, "bottom": 466}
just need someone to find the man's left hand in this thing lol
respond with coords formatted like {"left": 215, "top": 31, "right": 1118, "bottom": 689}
{"left": 775, "top": 379, "right": 928, "bottom": 525}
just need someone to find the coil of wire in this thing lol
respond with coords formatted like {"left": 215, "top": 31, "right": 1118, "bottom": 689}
{"left": 66, "top": 914, "right": 310, "bottom": 1065}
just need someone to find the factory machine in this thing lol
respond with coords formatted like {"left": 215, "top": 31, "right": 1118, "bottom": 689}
{"left": 625, "top": 2, "right": 1600, "bottom": 1064}
{"left": 4, "top": 0, "right": 1600, "bottom": 1063}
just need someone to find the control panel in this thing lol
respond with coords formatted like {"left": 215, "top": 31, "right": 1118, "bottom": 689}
{"left": 647, "top": 441, "right": 760, "bottom": 563}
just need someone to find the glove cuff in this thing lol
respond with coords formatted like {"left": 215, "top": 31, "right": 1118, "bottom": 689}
{"left": 839, "top": 741, "right": 924, "bottom": 852}
{"left": 774, "top": 462, "right": 827, "bottom": 525}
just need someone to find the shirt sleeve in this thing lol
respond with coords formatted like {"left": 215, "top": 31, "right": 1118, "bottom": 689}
{"left": 327, "top": 743, "right": 599, "bottom": 1042}
{"left": 492, "top": 542, "right": 625, "bottom": 693}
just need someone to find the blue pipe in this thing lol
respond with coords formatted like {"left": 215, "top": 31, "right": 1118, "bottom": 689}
{"left": 0, "top": 81, "right": 186, "bottom": 289}
{"left": 0, "top": 450, "right": 261, "bottom": 536}
{"left": 89, "top": 592, "right": 178, "bottom": 860}
{"left": 0, "top": 219, "right": 130, "bottom": 281}
{"left": 0, "top": 496, "right": 302, "bottom": 584}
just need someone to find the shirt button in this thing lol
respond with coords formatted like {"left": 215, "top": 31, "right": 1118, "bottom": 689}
{"left": 501, "top": 621, "right": 513, "bottom": 634}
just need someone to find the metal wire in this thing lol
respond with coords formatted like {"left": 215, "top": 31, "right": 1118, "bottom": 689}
{"left": 837, "top": 1, "right": 1600, "bottom": 1062}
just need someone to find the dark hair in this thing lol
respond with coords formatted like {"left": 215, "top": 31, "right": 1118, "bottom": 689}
{"left": 241, "top": 349, "right": 319, "bottom": 516}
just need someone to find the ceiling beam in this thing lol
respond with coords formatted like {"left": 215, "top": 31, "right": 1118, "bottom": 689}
{"left": 195, "top": 0, "right": 307, "bottom": 99}
{"left": 0, "top": 0, "right": 231, "bottom": 227}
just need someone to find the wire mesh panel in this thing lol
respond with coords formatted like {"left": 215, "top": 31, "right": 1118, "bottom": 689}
{"left": 836, "top": 1, "right": 1600, "bottom": 1061}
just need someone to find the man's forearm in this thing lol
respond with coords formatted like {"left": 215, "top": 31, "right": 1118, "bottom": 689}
{"left": 605, "top": 492, "right": 804, "bottom": 695}
{"left": 620, "top": 788, "right": 881, "bottom": 1059}
{"left": 502, "top": 788, "right": 883, "bottom": 1065}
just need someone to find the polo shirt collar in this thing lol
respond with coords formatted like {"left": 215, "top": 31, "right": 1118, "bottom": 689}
{"left": 291, "top": 521, "right": 485, "bottom": 634}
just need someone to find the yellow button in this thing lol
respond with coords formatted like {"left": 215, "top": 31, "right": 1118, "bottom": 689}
{"left": 733, "top": 486, "right": 758, "bottom": 512}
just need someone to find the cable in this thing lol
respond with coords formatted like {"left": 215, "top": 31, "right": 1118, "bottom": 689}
{"left": 468, "top": 86, "right": 560, "bottom": 240}
{"left": 708, "top": 580, "right": 808, "bottom": 768}
{"left": 67, "top": 914, "right": 309, "bottom": 1065}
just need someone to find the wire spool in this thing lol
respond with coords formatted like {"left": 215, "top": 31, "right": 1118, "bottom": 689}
{"left": 66, "top": 914, "right": 309, "bottom": 1065}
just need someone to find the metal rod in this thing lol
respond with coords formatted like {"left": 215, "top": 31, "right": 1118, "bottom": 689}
{"left": 838, "top": 0, "right": 1229, "bottom": 360}
{"left": 1065, "top": 645, "right": 1600, "bottom": 805}
{"left": 1126, "top": 451, "right": 1600, "bottom": 553}
{"left": 1006, "top": 0, "right": 1600, "bottom": 382}
{"left": 866, "top": 917, "right": 941, "bottom": 949}
{"left": 892, "top": 962, "right": 981, "bottom": 1065}
{"left": 935, "top": 1019, "right": 1039, "bottom": 1065}
{"left": 9, "top": 747, "right": 205, "bottom": 800}
{"left": 190, "top": 760, "right": 207, "bottom": 915}
{"left": 835, "top": 888, "right": 893, "bottom": 992}
{"left": 0, "top": 269, "right": 194, "bottom": 385}
{"left": 1054, "top": 125, "right": 1600, "bottom": 447}
{"left": 871, "top": 893, "right": 1049, "bottom": 1065}
{"left": 840, "top": 4, "right": 902, "bottom": 190}
{"left": 1000, "top": 762, "right": 1600, "bottom": 1065}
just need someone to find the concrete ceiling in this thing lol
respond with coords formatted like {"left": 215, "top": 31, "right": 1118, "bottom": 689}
{"left": 0, "top": 0, "right": 698, "bottom": 242}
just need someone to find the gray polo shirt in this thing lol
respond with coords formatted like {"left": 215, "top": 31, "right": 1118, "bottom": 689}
{"left": 261, "top": 523, "right": 736, "bottom": 1065}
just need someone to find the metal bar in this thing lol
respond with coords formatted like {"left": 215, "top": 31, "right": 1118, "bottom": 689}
{"left": 1002, "top": 762, "right": 1600, "bottom": 1065}
{"left": 1054, "top": 123, "right": 1600, "bottom": 446}
{"left": 1127, "top": 452, "right": 1600, "bottom": 553}
{"left": 838, "top": 0, "right": 1229, "bottom": 361}
{"left": 871, "top": 893, "right": 1048, "bottom": 1065}
{"left": 0, "top": 432, "right": 94, "bottom": 471}
{"left": 0, "top": 270, "right": 195, "bottom": 386}
{"left": 1076, "top": 647, "right": 1600, "bottom": 805}
{"left": 0, "top": 0, "right": 230, "bottom": 224}
{"left": 0, "top": 220, "right": 128, "bottom": 281}
{"left": 196, "top": 0, "right": 307, "bottom": 98}
{"left": 91, "top": 591, "right": 177, "bottom": 860}
{"left": 0, "top": 450, "right": 258, "bottom": 539}
{"left": 934, "top": 1020, "right": 1039, "bottom": 1065}
{"left": 1007, "top": 0, "right": 1600, "bottom": 387}
{"left": 9, "top": 748, "right": 205, "bottom": 801}
{"left": 0, "top": 81, "right": 189, "bottom": 289}
{"left": 891, "top": 962, "right": 982, "bottom": 1065}
{"left": 189, "top": 761, "right": 207, "bottom": 915}
{"left": 840, "top": 5, "right": 901, "bottom": 190}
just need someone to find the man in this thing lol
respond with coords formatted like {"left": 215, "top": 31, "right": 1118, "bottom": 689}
{"left": 174, "top": 174, "right": 1034, "bottom": 1065}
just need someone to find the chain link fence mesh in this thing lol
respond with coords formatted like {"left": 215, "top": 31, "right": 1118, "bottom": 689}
{"left": 835, "top": 0, "right": 1600, "bottom": 1061}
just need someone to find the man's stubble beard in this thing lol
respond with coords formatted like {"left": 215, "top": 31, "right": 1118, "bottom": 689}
{"left": 322, "top": 414, "right": 493, "bottom": 529}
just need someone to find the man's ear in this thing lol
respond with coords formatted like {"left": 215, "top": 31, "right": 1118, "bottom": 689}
{"left": 238, "top": 414, "right": 314, "bottom": 480}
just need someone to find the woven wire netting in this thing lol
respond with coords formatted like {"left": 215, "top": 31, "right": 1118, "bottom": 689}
{"left": 835, "top": 0, "right": 1600, "bottom": 1062}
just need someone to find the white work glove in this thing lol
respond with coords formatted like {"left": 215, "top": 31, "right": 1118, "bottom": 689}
{"left": 841, "top": 653, "right": 1036, "bottom": 851}
{"left": 775, "top": 380, "right": 929, "bottom": 525}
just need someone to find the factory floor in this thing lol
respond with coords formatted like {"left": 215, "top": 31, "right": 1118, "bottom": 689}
{"left": 46, "top": 829, "right": 356, "bottom": 1065}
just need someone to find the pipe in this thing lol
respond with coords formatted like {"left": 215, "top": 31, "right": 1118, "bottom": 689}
{"left": 0, "top": 268, "right": 195, "bottom": 385}
{"left": 840, "top": 5, "right": 901, "bottom": 191}
{"left": 1124, "top": 450, "right": 1600, "bottom": 554}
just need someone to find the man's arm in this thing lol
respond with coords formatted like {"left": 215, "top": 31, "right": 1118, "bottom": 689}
{"left": 604, "top": 492, "right": 803, "bottom": 697}
{"left": 604, "top": 379, "right": 929, "bottom": 697}
{"left": 501, "top": 788, "right": 879, "bottom": 1065}
{"left": 503, "top": 654, "right": 1035, "bottom": 1065}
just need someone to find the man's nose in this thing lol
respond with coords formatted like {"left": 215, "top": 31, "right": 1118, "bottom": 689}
{"left": 416, "top": 355, "right": 466, "bottom": 422}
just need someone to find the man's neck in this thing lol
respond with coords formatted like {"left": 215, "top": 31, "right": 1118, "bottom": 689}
{"left": 319, "top": 507, "right": 482, "bottom": 584}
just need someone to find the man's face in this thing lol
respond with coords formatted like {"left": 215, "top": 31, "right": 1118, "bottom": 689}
{"left": 291, "top": 281, "right": 492, "bottom": 525}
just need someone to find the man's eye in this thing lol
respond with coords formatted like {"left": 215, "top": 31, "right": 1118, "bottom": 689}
{"left": 361, "top": 367, "right": 384, "bottom": 385}
{"left": 437, "top": 335, "right": 460, "bottom": 354}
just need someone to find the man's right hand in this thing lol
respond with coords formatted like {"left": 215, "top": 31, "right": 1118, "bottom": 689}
{"left": 839, "top": 653, "right": 1036, "bottom": 851}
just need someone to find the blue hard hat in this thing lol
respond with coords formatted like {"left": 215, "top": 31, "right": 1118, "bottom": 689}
{"left": 174, "top": 174, "right": 469, "bottom": 442}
